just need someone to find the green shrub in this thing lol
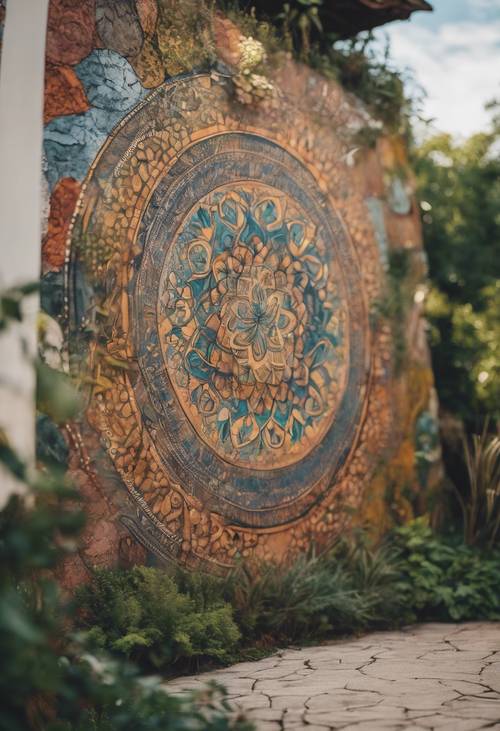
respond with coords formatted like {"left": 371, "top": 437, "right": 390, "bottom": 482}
{"left": 76, "top": 566, "right": 240, "bottom": 671}
{"left": 226, "top": 540, "right": 406, "bottom": 645}
{"left": 51, "top": 662, "right": 253, "bottom": 731}
{"left": 330, "top": 537, "right": 408, "bottom": 628}
{"left": 78, "top": 522, "right": 500, "bottom": 665}
{"left": 74, "top": 539, "right": 408, "bottom": 666}
{"left": 227, "top": 553, "right": 359, "bottom": 642}
{"left": 394, "top": 518, "right": 500, "bottom": 622}
{"left": 415, "top": 128, "right": 500, "bottom": 423}
{"left": 0, "top": 485, "right": 252, "bottom": 731}
{"left": 225, "top": 523, "right": 500, "bottom": 643}
{"left": 459, "top": 427, "right": 500, "bottom": 547}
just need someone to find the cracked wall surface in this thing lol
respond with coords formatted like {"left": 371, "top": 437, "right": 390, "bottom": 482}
{"left": 166, "top": 623, "right": 500, "bottom": 730}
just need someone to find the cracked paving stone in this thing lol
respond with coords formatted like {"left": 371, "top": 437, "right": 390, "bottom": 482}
{"left": 247, "top": 709, "right": 283, "bottom": 722}
{"left": 304, "top": 707, "right": 406, "bottom": 725}
{"left": 269, "top": 694, "right": 312, "bottom": 710}
{"left": 406, "top": 714, "right": 499, "bottom": 730}
{"left": 230, "top": 694, "right": 271, "bottom": 710}
{"left": 165, "top": 623, "right": 500, "bottom": 729}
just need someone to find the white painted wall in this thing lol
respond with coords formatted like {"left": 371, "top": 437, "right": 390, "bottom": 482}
{"left": 0, "top": 0, "right": 49, "bottom": 504}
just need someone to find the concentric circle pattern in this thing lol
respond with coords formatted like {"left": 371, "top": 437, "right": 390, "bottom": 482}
{"left": 133, "top": 131, "right": 366, "bottom": 525}
{"left": 159, "top": 181, "right": 344, "bottom": 470}
{"left": 67, "top": 74, "right": 378, "bottom": 567}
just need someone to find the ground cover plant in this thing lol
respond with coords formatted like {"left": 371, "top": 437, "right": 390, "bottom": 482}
{"left": 76, "top": 519, "right": 500, "bottom": 676}
{"left": 394, "top": 518, "right": 500, "bottom": 622}
{"left": 76, "top": 566, "right": 241, "bottom": 671}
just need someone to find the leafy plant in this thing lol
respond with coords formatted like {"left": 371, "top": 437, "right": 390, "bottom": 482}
{"left": 0, "top": 485, "right": 252, "bottom": 731}
{"left": 0, "top": 476, "right": 83, "bottom": 731}
{"left": 458, "top": 425, "right": 500, "bottom": 547}
{"left": 394, "top": 518, "right": 500, "bottom": 622}
{"left": 332, "top": 536, "right": 407, "bottom": 627}
{"left": 228, "top": 553, "right": 357, "bottom": 642}
{"left": 222, "top": 2, "right": 419, "bottom": 132}
{"left": 311, "top": 32, "right": 417, "bottom": 132}
{"left": 415, "top": 126, "right": 500, "bottom": 423}
{"left": 226, "top": 539, "right": 406, "bottom": 645}
{"left": 77, "top": 519, "right": 500, "bottom": 664}
{"left": 74, "top": 537, "right": 409, "bottom": 667}
{"left": 276, "top": 0, "right": 323, "bottom": 59}
{"left": 76, "top": 566, "right": 241, "bottom": 671}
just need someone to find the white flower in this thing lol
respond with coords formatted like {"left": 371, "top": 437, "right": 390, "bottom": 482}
{"left": 238, "top": 35, "right": 266, "bottom": 73}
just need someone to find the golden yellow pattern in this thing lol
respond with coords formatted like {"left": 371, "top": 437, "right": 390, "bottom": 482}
{"left": 65, "top": 73, "right": 394, "bottom": 571}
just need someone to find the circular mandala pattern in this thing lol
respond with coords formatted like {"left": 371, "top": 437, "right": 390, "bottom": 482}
{"left": 160, "top": 182, "right": 345, "bottom": 470}
{"left": 67, "top": 74, "right": 377, "bottom": 559}
{"left": 133, "top": 131, "right": 367, "bottom": 525}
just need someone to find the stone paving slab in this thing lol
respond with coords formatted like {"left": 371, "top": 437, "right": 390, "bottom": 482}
{"left": 166, "top": 623, "right": 500, "bottom": 730}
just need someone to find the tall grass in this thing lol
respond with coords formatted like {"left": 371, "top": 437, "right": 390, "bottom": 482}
{"left": 457, "top": 424, "right": 500, "bottom": 547}
{"left": 225, "top": 540, "right": 406, "bottom": 646}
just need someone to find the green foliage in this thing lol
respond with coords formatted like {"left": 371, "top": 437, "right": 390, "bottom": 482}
{"left": 0, "top": 281, "right": 39, "bottom": 331}
{"left": 394, "top": 518, "right": 500, "bottom": 622}
{"left": 36, "top": 360, "right": 82, "bottom": 425}
{"left": 0, "top": 487, "right": 83, "bottom": 731}
{"left": 310, "top": 34, "right": 414, "bottom": 132}
{"left": 228, "top": 553, "right": 361, "bottom": 642}
{"left": 415, "top": 127, "right": 500, "bottom": 421}
{"left": 75, "top": 541, "right": 407, "bottom": 664}
{"left": 458, "top": 427, "right": 500, "bottom": 547}
{"left": 228, "top": 523, "right": 500, "bottom": 641}
{"left": 226, "top": 540, "right": 406, "bottom": 645}
{"left": 77, "top": 524, "right": 500, "bottom": 665}
{"left": 51, "top": 661, "right": 253, "bottom": 731}
{"left": 222, "top": 2, "right": 417, "bottom": 132}
{"left": 276, "top": 0, "right": 323, "bottom": 59}
{"left": 77, "top": 566, "right": 240, "bottom": 671}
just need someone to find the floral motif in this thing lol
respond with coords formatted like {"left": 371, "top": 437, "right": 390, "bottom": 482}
{"left": 159, "top": 185, "right": 347, "bottom": 468}
{"left": 219, "top": 261, "right": 297, "bottom": 387}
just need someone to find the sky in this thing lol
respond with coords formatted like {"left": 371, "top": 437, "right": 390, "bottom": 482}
{"left": 373, "top": 0, "right": 500, "bottom": 138}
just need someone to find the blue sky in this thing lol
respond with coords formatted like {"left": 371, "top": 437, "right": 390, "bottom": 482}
{"left": 373, "top": 0, "right": 500, "bottom": 137}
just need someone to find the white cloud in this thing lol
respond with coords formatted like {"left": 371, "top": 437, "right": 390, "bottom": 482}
{"left": 377, "top": 19, "right": 500, "bottom": 137}
{"left": 472, "top": 0, "right": 500, "bottom": 10}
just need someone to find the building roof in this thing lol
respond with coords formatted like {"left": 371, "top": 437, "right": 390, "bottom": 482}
{"left": 326, "top": 0, "right": 433, "bottom": 37}
{"left": 251, "top": 0, "right": 432, "bottom": 40}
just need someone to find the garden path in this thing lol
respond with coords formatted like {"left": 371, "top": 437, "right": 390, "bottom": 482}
{"left": 166, "top": 622, "right": 500, "bottom": 730}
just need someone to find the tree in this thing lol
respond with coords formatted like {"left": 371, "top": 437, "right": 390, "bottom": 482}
{"left": 415, "top": 121, "right": 500, "bottom": 425}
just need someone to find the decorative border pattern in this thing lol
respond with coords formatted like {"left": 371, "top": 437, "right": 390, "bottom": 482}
{"left": 65, "top": 73, "right": 393, "bottom": 570}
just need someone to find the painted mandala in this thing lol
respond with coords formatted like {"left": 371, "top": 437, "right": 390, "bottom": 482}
{"left": 68, "top": 75, "right": 372, "bottom": 543}
{"left": 159, "top": 183, "right": 346, "bottom": 469}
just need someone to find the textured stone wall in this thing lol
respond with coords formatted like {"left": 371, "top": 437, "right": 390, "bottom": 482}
{"left": 39, "top": 2, "right": 441, "bottom": 586}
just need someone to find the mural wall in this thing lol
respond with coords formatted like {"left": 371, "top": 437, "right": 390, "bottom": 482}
{"left": 40, "top": 1, "right": 441, "bottom": 583}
